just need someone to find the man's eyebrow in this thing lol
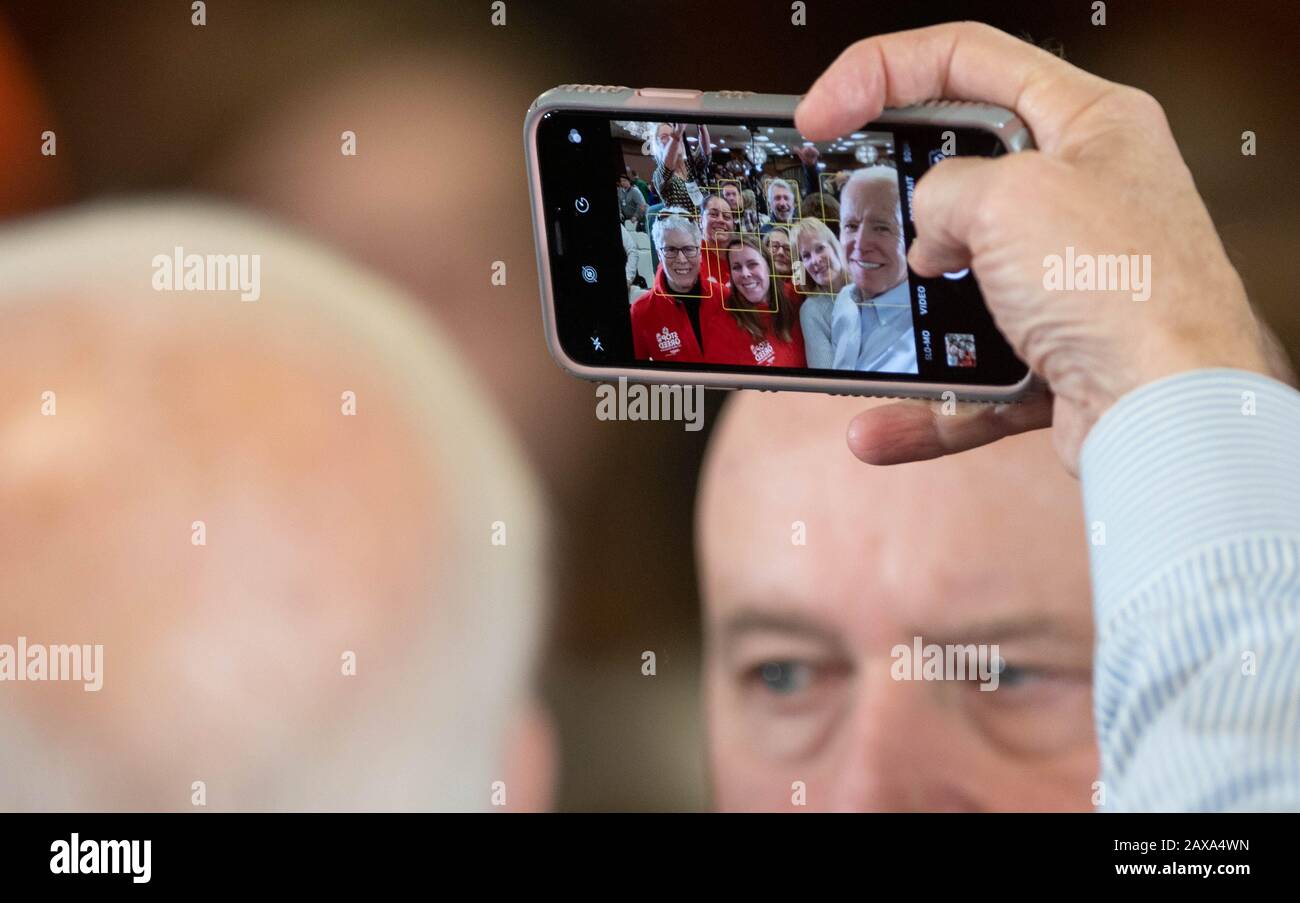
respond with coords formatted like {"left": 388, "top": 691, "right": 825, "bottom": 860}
{"left": 716, "top": 609, "right": 847, "bottom": 655}
{"left": 918, "top": 614, "right": 1070, "bottom": 647}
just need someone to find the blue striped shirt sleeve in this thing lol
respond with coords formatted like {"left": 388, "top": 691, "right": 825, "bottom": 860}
{"left": 1080, "top": 368, "right": 1300, "bottom": 811}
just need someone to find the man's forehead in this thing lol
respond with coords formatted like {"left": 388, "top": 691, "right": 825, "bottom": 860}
{"left": 844, "top": 177, "right": 897, "bottom": 212}
{"left": 699, "top": 394, "right": 1087, "bottom": 635}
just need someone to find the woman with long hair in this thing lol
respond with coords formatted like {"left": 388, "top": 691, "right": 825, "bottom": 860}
{"left": 789, "top": 217, "right": 849, "bottom": 369}
{"left": 700, "top": 235, "right": 806, "bottom": 368}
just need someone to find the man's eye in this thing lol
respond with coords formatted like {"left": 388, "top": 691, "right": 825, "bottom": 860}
{"left": 991, "top": 660, "right": 1040, "bottom": 689}
{"left": 757, "top": 661, "right": 813, "bottom": 695}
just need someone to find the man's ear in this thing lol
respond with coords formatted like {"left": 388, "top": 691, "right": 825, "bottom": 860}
{"left": 502, "top": 697, "right": 557, "bottom": 812}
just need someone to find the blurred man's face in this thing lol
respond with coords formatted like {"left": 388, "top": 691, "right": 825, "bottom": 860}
{"left": 840, "top": 177, "right": 906, "bottom": 298}
{"left": 769, "top": 185, "right": 794, "bottom": 222}
{"left": 619, "top": 176, "right": 630, "bottom": 189}
{"left": 0, "top": 216, "right": 557, "bottom": 811}
{"left": 764, "top": 231, "right": 792, "bottom": 276}
{"left": 698, "top": 395, "right": 1098, "bottom": 811}
{"left": 702, "top": 196, "right": 734, "bottom": 248}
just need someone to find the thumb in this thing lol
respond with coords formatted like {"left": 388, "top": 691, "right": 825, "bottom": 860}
{"left": 846, "top": 384, "right": 1053, "bottom": 465}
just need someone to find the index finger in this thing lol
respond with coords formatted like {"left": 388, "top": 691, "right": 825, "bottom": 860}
{"left": 795, "top": 21, "right": 1116, "bottom": 152}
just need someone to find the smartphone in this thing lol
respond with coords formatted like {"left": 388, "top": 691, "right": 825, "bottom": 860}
{"left": 525, "top": 85, "right": 1034, "bottom": 401}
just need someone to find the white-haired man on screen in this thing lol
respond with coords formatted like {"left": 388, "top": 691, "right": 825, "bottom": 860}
{"left": 830, "top": 166, "right": 918, "bottom": 374}
{"left": 0, "top": 202, "right": 553, "bottom": 811}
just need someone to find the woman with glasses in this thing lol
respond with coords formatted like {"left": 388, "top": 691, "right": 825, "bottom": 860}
{"left": 630, "top": 208, "right": 724, "bottom": 362}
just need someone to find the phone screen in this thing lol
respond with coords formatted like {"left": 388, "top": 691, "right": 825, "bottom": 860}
{"left": 535, "top": 111, "right": 1028, "bottom": 388}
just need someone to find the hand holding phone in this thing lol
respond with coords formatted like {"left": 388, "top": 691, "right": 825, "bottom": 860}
{"left": 797, "top": 22, "right": 1282, "bottom": 471}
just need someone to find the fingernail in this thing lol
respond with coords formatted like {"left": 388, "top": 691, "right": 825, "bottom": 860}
{"left": 846, "top": 418, "right": 863, "bottom": 447}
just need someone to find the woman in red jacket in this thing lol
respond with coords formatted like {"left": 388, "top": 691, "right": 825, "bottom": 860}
{"left": 631, "top": 208, "right": 724, "bottom": 362}
{"left": 701, "top": 235, "right": 807, "bottom": 368}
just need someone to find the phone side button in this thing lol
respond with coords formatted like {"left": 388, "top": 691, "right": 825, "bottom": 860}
{"left": 636, "top": 88, "right": 703, "bottom": 100}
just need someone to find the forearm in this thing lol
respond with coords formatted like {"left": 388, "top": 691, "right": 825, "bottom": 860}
{"left": 800, "top": 162, "right": 819, "bottom": 200}
{"left": 1081, "top": 369, "right": 1300, "bottom": 810}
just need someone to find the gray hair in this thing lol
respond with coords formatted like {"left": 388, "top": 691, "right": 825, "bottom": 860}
{"left": 651, "top": 207, "right": 702, "bottom": 252}
{"left": 846, "top": 165, "right": 900, "bottom": 197}
{"left": 766, "top": 178, "right": 795, "bottom": 205}
{"left": 0, "top": 201, "right": 547, "bottom": 811}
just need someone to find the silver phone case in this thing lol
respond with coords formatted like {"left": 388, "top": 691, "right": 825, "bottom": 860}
{"left": 524, "top": 85, "right": 1036, "bottom": 402}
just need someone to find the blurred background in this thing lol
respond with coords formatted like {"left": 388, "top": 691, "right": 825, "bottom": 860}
{"left": 0, "top": 0, "right": 1295, "bottom": 810}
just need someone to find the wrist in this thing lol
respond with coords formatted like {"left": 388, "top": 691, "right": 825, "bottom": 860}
{"left": 1040, "top": 322, "right": 1275, "bottom": 459}
{"left": 1132, "top": 325, "right": 1275, "bottom": 396}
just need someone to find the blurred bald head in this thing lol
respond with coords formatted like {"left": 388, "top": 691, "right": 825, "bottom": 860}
{"left": 697, "top": 392, "right": 1097, "bottom": 812}
{"left": 0, "top": 202, "right": 548, "bottom": 810}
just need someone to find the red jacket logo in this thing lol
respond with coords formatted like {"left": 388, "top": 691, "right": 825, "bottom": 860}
{"left": 656, "top": 327, "right": 682, "bottom": 355}
{"left": 750, "top": 340, "right": 775, "bottom": 365}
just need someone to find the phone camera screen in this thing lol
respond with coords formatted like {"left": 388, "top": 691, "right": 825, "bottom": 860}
{"left": 537, "top": 111, "right": 1028, "bottom": 387}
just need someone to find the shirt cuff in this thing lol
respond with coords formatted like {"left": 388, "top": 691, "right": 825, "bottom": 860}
{"left": 1080, "top": 368, "right": 1300, "bottom": 630}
